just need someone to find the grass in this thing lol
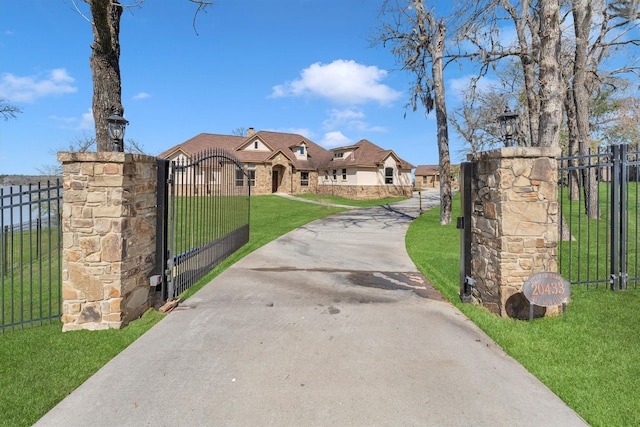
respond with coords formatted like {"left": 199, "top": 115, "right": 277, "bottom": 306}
{"left": 0, "top": 194, "right": 346, "bottom": 427}
{"left": 0, "top": 309, "right": 164, "bottom": 427}
{"left": 1, "top": 226, "right": 61, "bottom": 330}
{"left": 406, "top": 193, "right": 640, "bottom": 427}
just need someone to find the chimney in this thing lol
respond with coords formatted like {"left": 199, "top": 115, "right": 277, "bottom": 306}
{"left": 247, "top": 127, "right": 255, "bottom": 137}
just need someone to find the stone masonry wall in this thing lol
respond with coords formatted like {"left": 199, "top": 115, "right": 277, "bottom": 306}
{"left": 467, "top": 147, "right": 561, "bottom": 317}
{"left": 317, "top": 184, "right": 412, "bottom": 200}
{"left": 58, "top": 152, "right": 158, "bottom": 331}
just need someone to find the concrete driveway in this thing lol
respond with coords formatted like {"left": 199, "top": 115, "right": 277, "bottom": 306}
{"left": 36, "top": 191, "right": 587, "bottom": 426}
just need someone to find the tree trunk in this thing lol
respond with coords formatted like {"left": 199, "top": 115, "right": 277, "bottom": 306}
{"left": 561, "top": 71, "right": 581, "bottom": 200}
{"left": 537, "top": 0, "right": 563, "bottom": 148}
{"left": 430, "top": 20, "right": 452, "bottom": 225}
{"left": 501, "top": 0, "right": 540, "bottom": 146}
{"left": 89, "top": 0, "right": 124, "bottom": 152}
{"left": 572, "top": 0, "right": 599, "bottom": 218}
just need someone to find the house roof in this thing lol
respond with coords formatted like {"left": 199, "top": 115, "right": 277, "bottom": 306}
{"left": 157, "top": 133, "right": 245, "bottom": 159}
{"left": 326, "top": 139, "right": 414, "bottom": 170}
{"left": 234, "top": 131, "right": 333, "bottom": 170}
{"left": 159, "top": 132, "right": 412, "bottom": 171}
{"left": 415, "top": 165, "right": 440, "bottom": 176}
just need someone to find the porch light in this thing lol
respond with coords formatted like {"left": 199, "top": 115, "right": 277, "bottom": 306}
{"left": 498, "top": 108, "right": 518, "bottom": 147}
{"left": 107, "top": 110, "right": 129, "bottom": 152}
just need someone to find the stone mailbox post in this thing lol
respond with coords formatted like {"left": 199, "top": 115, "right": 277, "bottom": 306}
{"left": 466, "top": 147, "right": 561, "bottom": 318}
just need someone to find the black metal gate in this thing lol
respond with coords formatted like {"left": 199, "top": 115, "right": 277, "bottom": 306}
{"left": 158, "top": 148, "right": 250, "bottom": 301}
{"left": 558, "top": 144, "right": 639, "bottom": 290}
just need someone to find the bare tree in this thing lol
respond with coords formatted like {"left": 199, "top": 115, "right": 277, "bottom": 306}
{"left": 231, "top": 127, "right": 247, "bottom": 137}
{"left": 0, "top": 98, "right": 22, "bottom": 121}
{"left": 376, "top": 0, "right": 453, "bottom": 225}
{"left": 71, "top": 0, "right": 213, "bottom": 152}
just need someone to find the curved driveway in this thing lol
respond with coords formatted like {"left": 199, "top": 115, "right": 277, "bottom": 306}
{"left": 36, "top": 191, "right": 587, "bottom": 426}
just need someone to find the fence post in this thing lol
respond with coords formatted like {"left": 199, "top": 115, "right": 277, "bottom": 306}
{"left": 2, "top": 225, "right": 7, "bottom": 276}
{"left": 58, "top": 152, "right": 159, "bottom": 331}
{"left": 610, "top": 144, "right": 629, "bottom": 291}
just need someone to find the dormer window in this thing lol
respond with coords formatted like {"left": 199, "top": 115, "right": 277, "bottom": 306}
{"left": 300, "top": 144, "right": 305, "bottom": 155}
{"left": 254, "top": 140, "right": 258, "bottom": 149}
{"left": 334, "top": 152, "right": 344, "bottom": 159}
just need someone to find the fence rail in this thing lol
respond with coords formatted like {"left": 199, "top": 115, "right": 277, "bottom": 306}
{"left": 1, "top": 181, "right": 63, "bottom": 332}
{"left": 558, "top": 144, "right": 639, "bottom": 290}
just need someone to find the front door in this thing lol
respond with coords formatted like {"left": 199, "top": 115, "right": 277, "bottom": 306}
{"left": 272, "top": 170, "right": 279, "bottom": 193}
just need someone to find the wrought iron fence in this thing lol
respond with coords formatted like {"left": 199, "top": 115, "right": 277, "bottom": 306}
{"left": 558, "top": 144, "right": 639, "bottom": 290}
{"left": 1, "top": 181, "right": 63, "bottom": 332}
{"left": 162, "top": 148, "right": 250, "bottom": 301}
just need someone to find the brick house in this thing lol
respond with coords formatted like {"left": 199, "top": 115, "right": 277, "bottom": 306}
{"left": 159, "top": 129, "right": 414, "bottom": 199}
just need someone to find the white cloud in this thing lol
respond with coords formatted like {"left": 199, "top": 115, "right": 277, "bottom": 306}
{"left": 0, "top": 68, "right": 77, "bottom": 102}
{"left": 78, "top": 108, "right": 94, "bottom": 130}
{"left": 271, "top": 59, "right": 402, "bottom": 105}
{"left": 322, "top": 108, "right": 388, "bottom": 134}
{"left": 49, "top": 108, "right": 94, "bottom": 130}
{"left": 322, "top": 108, "right": 365, "bottom": 129}
{"left": 319, "top": 131, "right": 352, "bottom": 148}
{"left": 133, "top": 92, "right": 151, "bottom": 100}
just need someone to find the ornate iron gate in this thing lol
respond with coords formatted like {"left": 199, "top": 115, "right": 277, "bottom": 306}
{"left": 558, "top": 144, "right": 639, "bottom": 290}
{"left": 160, "top": 148, "right": 250, "bottom": 301}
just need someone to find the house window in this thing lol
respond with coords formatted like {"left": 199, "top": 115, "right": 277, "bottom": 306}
{"left": 385, "top": 167, "right": 394, "bottom": 184}
{"left": 332, "top": 169, "right": 337, "bottom": 180}
{"left": 333, "top": 152, "right": 344, "bottom": 159}
{"left": 300, "top": 145, "right": 305, "bottom": 155}
{"left": 235, "top": 169, "right": 256, "bottom": 187}
{"left": 342, "top": 169, "right": 347, "bottom": 180}
{"left": 301, "top": 171, "right": 309, "bottom": 186}
{"left": 254, "top": 140, "right": 258, "bottom": 149}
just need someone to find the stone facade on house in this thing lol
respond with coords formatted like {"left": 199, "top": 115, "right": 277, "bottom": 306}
{"left": 466, "top": 147, "right": 562, "bottom": 318}
{"left": 58, "top": 152, "right": 158, "bottom": 331}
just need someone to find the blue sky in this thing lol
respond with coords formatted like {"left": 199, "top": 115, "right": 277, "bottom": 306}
{"left": 0, "top": 0, "right": 471, "bottom": 175}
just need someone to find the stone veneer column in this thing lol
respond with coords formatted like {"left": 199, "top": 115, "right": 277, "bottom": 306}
{"left": 468, "top": 147, "right": 561, "bottom": 317}
{"left": 58, "top": 152, "right": 158, "bottom": 331}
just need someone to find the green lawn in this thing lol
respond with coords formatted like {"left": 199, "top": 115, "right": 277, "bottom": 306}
{"left": 0, "top": 195, "right": 345, "bottom": 427}
{"left": 406, "top": 193, "right": 640, "bottom": 427}
{"left": 1, "top": 226, "right": 61, "bottom": 331}
{"left": 558, "top": 182, "right": 638, "bottom": 288}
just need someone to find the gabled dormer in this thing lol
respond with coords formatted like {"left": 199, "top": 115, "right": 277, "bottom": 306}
{"left": 291, "top": 141, "right": 308, "bottom": 160}
{"left": 332, "top": 147, "right": 355, "bottom": 160}
{"left": 238, "top": 136, "right": 271, "bottom": 152}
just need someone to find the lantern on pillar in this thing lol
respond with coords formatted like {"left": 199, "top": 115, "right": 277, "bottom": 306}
{"left": 498, "top": 108, "right": 518, "bottom": 147}
{"left": 106, "top": 111, "right": 129, "bottom": 152}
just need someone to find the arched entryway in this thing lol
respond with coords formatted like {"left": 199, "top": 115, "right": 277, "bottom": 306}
{"left": 271, "top": 165, "right": 286, "bottom": 193}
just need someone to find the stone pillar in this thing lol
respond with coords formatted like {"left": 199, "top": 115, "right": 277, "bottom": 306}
{"left": 58, "top": 152, "right": 158, "bottom": 331}
{"left": 468, "top": 147, "right": 561, "bottom": 317}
